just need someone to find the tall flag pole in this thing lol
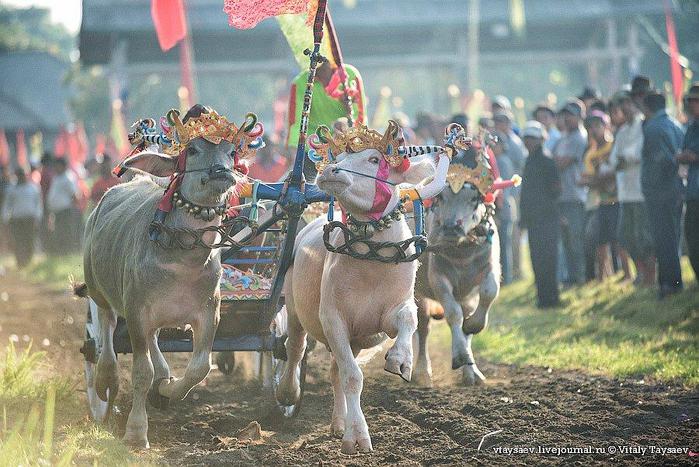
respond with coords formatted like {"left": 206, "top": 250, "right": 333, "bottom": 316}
{"left": 151, "top": 0, "right": 196, "bottom": 107}
{"left": 664, "top": 0, "right": 683, "bottom": 110}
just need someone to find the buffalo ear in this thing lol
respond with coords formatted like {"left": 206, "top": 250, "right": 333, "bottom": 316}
{"left": 121, "top": 151, "right": 177, "bottom": 177}
{"left": 398, "top": 158, "right": 435, "bottom": 186}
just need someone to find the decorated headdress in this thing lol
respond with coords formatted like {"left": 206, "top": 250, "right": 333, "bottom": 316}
{"left": 308, "top": 120, "right": 406, "bottom": 173}
{"left": 307, "top": 120, "right": 470, "bottom": 174}
{"left": 127, "top": 106, "right": 264, "bottom": 162}
{"left": 117, "top": 105, "right": 265, "bottom": 233}
{"left": 444, "top": 129, "right": 521, "bottom": 202}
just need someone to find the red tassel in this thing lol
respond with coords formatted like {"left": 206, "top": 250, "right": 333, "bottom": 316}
{"left": 484, "top": 192, "right": 495, "bottom": 204}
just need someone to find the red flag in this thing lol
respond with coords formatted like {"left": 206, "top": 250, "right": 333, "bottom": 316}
{"left": 0, "top": 129, "right": 9, "bottom": 167}
{"left": 16, "top": 129, "right": 28, "bottom": 168}
{"left": 151, "top": 0, "right": 187, "bottom": 51}
{"left": 664, "top": 1, "right": 683, "bottom": 107}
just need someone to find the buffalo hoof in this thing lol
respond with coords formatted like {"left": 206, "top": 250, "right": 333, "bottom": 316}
{"left": 330, "top": 419, "right": 345, "bottom": 438}
{"left": 95, "top": 360, "right": 119, "bottom": 402}
{"left": 412, "top": 369, "right": 433, "bottom": 388}
{"left": 462, "top": 363, "right": 486, "bottom": 386}
{"left": 123, "top": 433, "right": 150, "bottom": 450}
{"left": 384, "top": 349, "right": 413, "bottom": 382}
{"left": 341, "top": 437, "right": 373, "bottom": 455}
{"left": 147, "top": 378, "right": 171, "bottom": 410}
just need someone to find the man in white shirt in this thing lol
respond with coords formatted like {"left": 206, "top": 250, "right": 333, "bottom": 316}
{"left": 1, "top": 168, "right": 42, "bottom": 268}
{"left": 608, "top": 91, "right": 655, "bottom": 286}
{"left": 46, "top": 158, "right": 80, "bottom": 253}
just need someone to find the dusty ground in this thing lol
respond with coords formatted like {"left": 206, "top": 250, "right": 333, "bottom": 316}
{"left": 1, "top": 273, "right": 697, "bottom": 466}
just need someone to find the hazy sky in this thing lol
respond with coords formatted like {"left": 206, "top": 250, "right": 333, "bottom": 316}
{"left": 2, "top": 0, "right": 82, "bottom": 33}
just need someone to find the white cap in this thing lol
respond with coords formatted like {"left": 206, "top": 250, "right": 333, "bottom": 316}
{"left": 521, "top": 120, "right": 547, "bottom": 139}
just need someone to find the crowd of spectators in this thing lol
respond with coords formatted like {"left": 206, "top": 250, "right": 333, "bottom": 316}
{"left": 1, "top": 76, "right": 697, "bottom": 306}
{"left": 1, "top": 153, "right": 117, "bottom": 268}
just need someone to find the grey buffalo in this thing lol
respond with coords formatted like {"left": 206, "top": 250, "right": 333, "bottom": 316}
{"left": 73, "top": 105, "right": 258, "bottom": 448}
{"left": 414, "top": 147, "right": 501, "bottom": 386}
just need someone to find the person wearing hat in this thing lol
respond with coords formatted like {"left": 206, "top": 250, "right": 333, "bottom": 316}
{"left": 520, "top": 121, "right": 561, "bottom": 308}
{"left": 553, "top": 99, "right": 588, "bottom": 285}
{"left": 678, "top": 83, "right": 699, "bottom": 279}
{"left": 608, "top": 91, "right": 655, "bottom": 286}
{"left": 641, "top": 91, "right": 684, "bottom": 298}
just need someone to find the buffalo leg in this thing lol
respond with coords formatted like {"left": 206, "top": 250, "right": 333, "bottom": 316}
{"left": 321, "top": 313, "right": 371, "bottom": 454}
{"left": 431, "top": 275, "right": 471, "bottom": 370}
{"left": 123, "top": 318, "right": 153, "bottom": 448}
{"left": 158, "top": 301, "right": 218, "bottom": 401}
{"left": 382, "top": 301, "right": 417, "bottom": 382}
{"left": 95, "top": 304, "right": 119, "bottom": 404}
{"left": 329, "top": 355, "right": 346, "bottom": 437}
{"left": 330, "top": 346, "right": 362, "bottom": 437}
{"left": 461, "top": 271, "right": 498, "bottom": 385}
{"left": 413, "top": 298, "right": 433, "bottom": 387}
{"left": 149, "top": 330, "right": 170, "bottom": 382}
{"left": 276, "top": 302, "right": 307, "bottom": 406}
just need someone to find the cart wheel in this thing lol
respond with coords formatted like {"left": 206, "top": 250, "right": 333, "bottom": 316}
{"left": 83, "top": 300, "right": 112, "bottom": 423}
{"left": 216, "top": 352, "right": 236, "bottom": 375}
{"left": 267, "top": 307, "right": 307, "bottom": 419}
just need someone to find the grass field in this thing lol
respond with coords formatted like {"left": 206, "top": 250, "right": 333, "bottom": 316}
{"left": 0, "top": 343, "right": 144, "bottom": 466}
{"left": 433, "top": 259, "right": 699, "bottom": 387}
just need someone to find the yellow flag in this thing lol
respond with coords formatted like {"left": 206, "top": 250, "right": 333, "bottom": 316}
{"left": 510, "top": 0, "right": 526, "bottom": 37}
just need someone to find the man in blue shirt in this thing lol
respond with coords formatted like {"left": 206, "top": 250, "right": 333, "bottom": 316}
{"left": 641, "top": 91, "right": 685, "bottom": 298}
{"left": 677, "top": 84, "right": 699, "bottom": 281}
{"left": 553, "top": 100, "right": 588, "bottom": 285}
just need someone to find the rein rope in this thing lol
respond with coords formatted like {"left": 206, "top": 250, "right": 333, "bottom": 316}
{"left": 332, "top": 167, "right": 398, "bottom": 186}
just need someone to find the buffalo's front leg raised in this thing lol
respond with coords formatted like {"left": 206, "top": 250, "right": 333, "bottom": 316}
{"left": 157, "top": 298, "right": 219, "bottom": 402}
{"left": 382, "top": 301, "right": 417, "bottom": 382}
{"left": 461, "top": 270, "right": 498, "bottom": 385}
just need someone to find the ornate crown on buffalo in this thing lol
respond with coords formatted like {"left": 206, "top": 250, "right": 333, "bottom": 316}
{"left": 127, "top": 106, "right": 264, "bottom": 158}
{"left": 308, "top": 120, "right": 405, "bottom": 173}
{"left": 308, "top": 121, "right": 470, "bottom": 174}
{"left": 445, "top": 130, "right": 496, "bottom": 195}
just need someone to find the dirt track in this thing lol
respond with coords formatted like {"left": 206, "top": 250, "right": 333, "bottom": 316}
{"left": 1, "top": 273, "right": 698, "bottom": 466}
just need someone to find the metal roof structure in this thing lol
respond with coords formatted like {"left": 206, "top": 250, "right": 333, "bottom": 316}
{"left": 79, "top": 0, "right": 669, "bottom": 120}
{"left": 0, "top": 51, "right": 71, "bottom": 131}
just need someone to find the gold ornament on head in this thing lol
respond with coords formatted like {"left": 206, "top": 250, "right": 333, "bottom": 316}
{"left": 162, "top": 108, "right": 261, "bottom": 157}
{"left": 309, "top": 120, "right": 404, "bottom": 173}
{"left": 445, "top": 129, "right": 495, "bottom": 195}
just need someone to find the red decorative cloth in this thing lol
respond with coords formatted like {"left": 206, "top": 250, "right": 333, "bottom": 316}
{"left": 223, "top": 0, "right": 316, "bottom": 29}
